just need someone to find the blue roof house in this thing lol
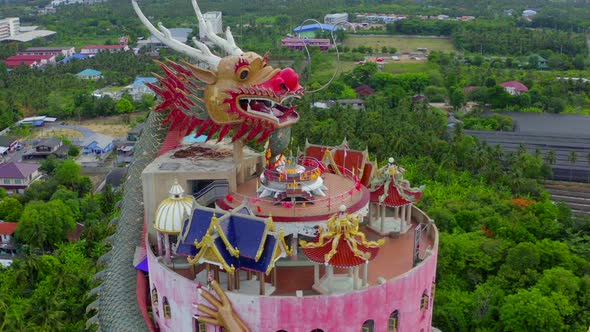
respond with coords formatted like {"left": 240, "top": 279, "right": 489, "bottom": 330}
{"left": 76, "top": 69, "right": 103, "bottom": 80}
{"left": 81, "top": 133, "right": 113, "bottom": 155}
{"left": 128, "top": 76, "right": 158, "bottom": 101}
{"left": 61, "top": 53, "right": 89, "bottom": 64}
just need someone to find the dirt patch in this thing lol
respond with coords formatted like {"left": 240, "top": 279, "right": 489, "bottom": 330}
{"left": 63, "top": 113, "right": 146, "bottom": 138}
{"left": 82, "top": 124, "right": 131, "bottom": 138}
{"left": 35, "top": 129, "right": 84, "bottom": 139}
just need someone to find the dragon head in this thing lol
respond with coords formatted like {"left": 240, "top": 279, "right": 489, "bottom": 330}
{"left": 133, "top": 0, "right": 304, "bottom": 145}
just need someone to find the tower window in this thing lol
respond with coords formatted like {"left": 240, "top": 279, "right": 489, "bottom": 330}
{"left": 163, "top": 297, "right": 171, "bottom": 319}
{"left": 421, "top": 291, "right": 429, "bottom": 311}
{"left": 388, "top": 310, "right": 399, "bottom": 331}
{"left": 362, "top": 320, "right": 375, "bottom": 332}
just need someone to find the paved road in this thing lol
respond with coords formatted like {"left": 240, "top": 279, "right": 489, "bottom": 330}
{"left": 45, "top": 123, "right": 97, "bottom": 138}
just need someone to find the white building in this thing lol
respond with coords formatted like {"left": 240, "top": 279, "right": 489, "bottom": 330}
{"left": 200, "top": 11, "right": 222, "bottom": 40}
{"left": 0, "top": 18, "right": 20, "bottom": 40}
{"left": 324, "top": 13, "right": 348, "bottom": 25}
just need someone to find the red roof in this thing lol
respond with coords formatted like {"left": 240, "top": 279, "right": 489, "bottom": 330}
{"left": 0, "top": 222, "right": 18, "bottom": 235}
{"left": 355, "top": 84, "right": 375, "bottom": 97}
{"left": 464, "top": 86, "right": 479, "bottom": 93}
{"left": 304, "top": 145, "right": 329, "bottom": 161}
{"left": 371, "top": 177, "right": 423, "bottom": 207}
{"left": 302, "top": 234, "right": 381, "bottom": 267}
{"left": 4, "top": 60, "right": 37, "bottom": 68}
{"left": 332, "top": 148, "right": 366, "bottom": 176}
{"left": 82, "top": 45, "right": 127, "bottom": 50}
{"left": 0, "top": 162, "right": 40, "bottom": 179}
{"left": 4, "top": 54, "right": 55, "bottom": 68}
{"left": 5, "top": 54, "right": 54, "bottom": 61}
{"left": 500, "top": 81, "right": 528, "bottom": 92}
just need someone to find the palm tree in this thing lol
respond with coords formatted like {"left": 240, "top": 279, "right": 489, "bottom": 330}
{"left": 567, "top": 150, "right": 578, "bottom": 182}
{"left": 545, "top": 150, "right": 557, "bottom": 179}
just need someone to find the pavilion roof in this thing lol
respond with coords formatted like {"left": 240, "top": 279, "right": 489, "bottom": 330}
{"left": 301, "top": 211, "right": 384, "bottom": 268}
{"left": 176, "top": 205, "right": 292, "bottom": 274}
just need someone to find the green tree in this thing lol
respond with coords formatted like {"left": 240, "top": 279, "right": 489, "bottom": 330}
{"left": 116, "top": 98, "right": 134, "bottom": 124}
{"left": 449, "top": 86, "right": 465, "bottom": 111}
{"left": 68, "top": 145, "right": 80, "bottom": 157}
{"left": 15, "top": 200, "right": 75, "bottom": 250}
{"left": 567, "top": 150, "right": 578, "bottom": 181}
{"left": 500, "top": 288, "right": 565, "bottom": 331}
{"left": 0, "top": 197, "right": 24, "bottom": 221}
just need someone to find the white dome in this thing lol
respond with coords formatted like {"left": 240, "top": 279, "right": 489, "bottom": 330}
{"left": 154, "top": 180, "right": 194, "bottom": 234}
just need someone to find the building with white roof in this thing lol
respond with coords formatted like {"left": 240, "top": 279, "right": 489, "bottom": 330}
{"left": 200, "top": 11, "right": 222, "bottom": 40}
{"left": 324, "top": 13, "right": 349, "bottom": 25}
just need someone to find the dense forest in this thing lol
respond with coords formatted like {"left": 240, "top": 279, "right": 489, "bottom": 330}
{"left": 291, "top": 95, "right": 590, "bottom": 331}
{"left": 0, "top": 158, "right": 118, "bottom": 331}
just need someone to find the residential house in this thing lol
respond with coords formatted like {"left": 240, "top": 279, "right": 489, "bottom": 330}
{"left": 281, "top": 38, "right": 332, "bottom": 51}
{"left": 4, "top": 54, "right": 56, "bottom": 68}
{"left": 127, "top": 77, "right": 158, "bottom": 101}
{"left": 0, "top": 162, "right": 41, "bottom": 195}
{"left": 81, "top": 133, "right": 113, "bottom": 155}
{"left": 355, "top": 85, "right": 375, "bottom": 98}
{"left": 500, "top": 81, "right": 529, "bottom": 96}
{"left": 127, "top": 123, "right": 144, "bottom": 141}
{"left": 17, "top": 46, "right": 75, "bottom": 57}
{"left": 0, "top": 221, "right": 18, "bottom": 258}
{"left": 92, "top": 86, "right": 125, "bottom": 100}
{"left": 116, "top": 143, "right": 135, "bottom": 164}
{"left": 0, "top": 136, "right": 19, "bottom": 154}
{"left": 312, "top": 99, "right": 366, "bottom": 110}
{"left": 17, "top": 115, "right": 57, "bottom": 126}
{"left": 60, "top": 53, "right": 89, "bottom": 63}
{"left": 80, "top": 44, "right": 129, "bottom": 55}
{"left": 23, "top": 138, "right": 68, "bottom": 159}
{"left": 76, "top": 69, "right": 103, "bottom": 80}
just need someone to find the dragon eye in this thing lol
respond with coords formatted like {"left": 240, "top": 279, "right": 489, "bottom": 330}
{"left": 239, "top": 69, "right": 249, "bottom": 80}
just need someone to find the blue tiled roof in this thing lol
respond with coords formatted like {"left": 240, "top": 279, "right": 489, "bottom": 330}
{"left": 232, "top": 215, "right": 266, "bottom": 259}
{"left": 61, "top": 53, "right": 88, "bottom": 63}
{"left": 294, "top": 23, "right": 339, "bottom": 33}
{"left": 76, "top": 68, "right": 102, "bottom": 77}
{"left": 133, "top": 76, "right": 158, "bottom": 88}
{"left": 177, "top": 206, "right": 283, "bottom": 273}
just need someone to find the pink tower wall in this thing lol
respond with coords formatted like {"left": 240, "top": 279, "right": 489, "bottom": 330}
{"left": 148, "top": 225, "right": 438, "bottom": 332}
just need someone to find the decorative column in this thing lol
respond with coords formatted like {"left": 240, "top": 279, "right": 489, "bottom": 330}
{"left": 327, "top": 265, "right": 334, "bottom": 293}
{"left": 164, "top": 233, "right": 171, "bottom": 264}
{"left": 314, "top": 264, "right": 320, "bottom": 285}
{"left": 353, "top": 266, "right": 360, "bottom": 290}
{"left": 408, "top": 204, "right": 413, "bottom": 224}
{"left": 157, "top": 232, "right": 164, "bottom": 256}
{"left": 363, "top": 263, "right": 369, "bottom": 287}
{"left": 259, "top": 272, "right": 265, "bottom": 295}
{"left": 381, "top": 205, "right": 386, "bottom": 232}
{"left": 291, "top": 233, "right": 298, "bottom": 258}
{"left": 401, "top": 205, "right": 407, "bottom": 228}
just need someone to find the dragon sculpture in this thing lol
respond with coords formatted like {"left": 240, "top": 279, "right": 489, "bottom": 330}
{"left": 88, "top": 0, "right": 304, "bottom": 330}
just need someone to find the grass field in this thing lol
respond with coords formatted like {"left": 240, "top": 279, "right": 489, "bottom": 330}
{"left": 310, "top": 60, "right": 358, "bottom": 83}
{"left": 344, "top": 35, "right": 456, "bottom": 53}
{"left": 383, "top": 62, "right": 436, "bottom": 74}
